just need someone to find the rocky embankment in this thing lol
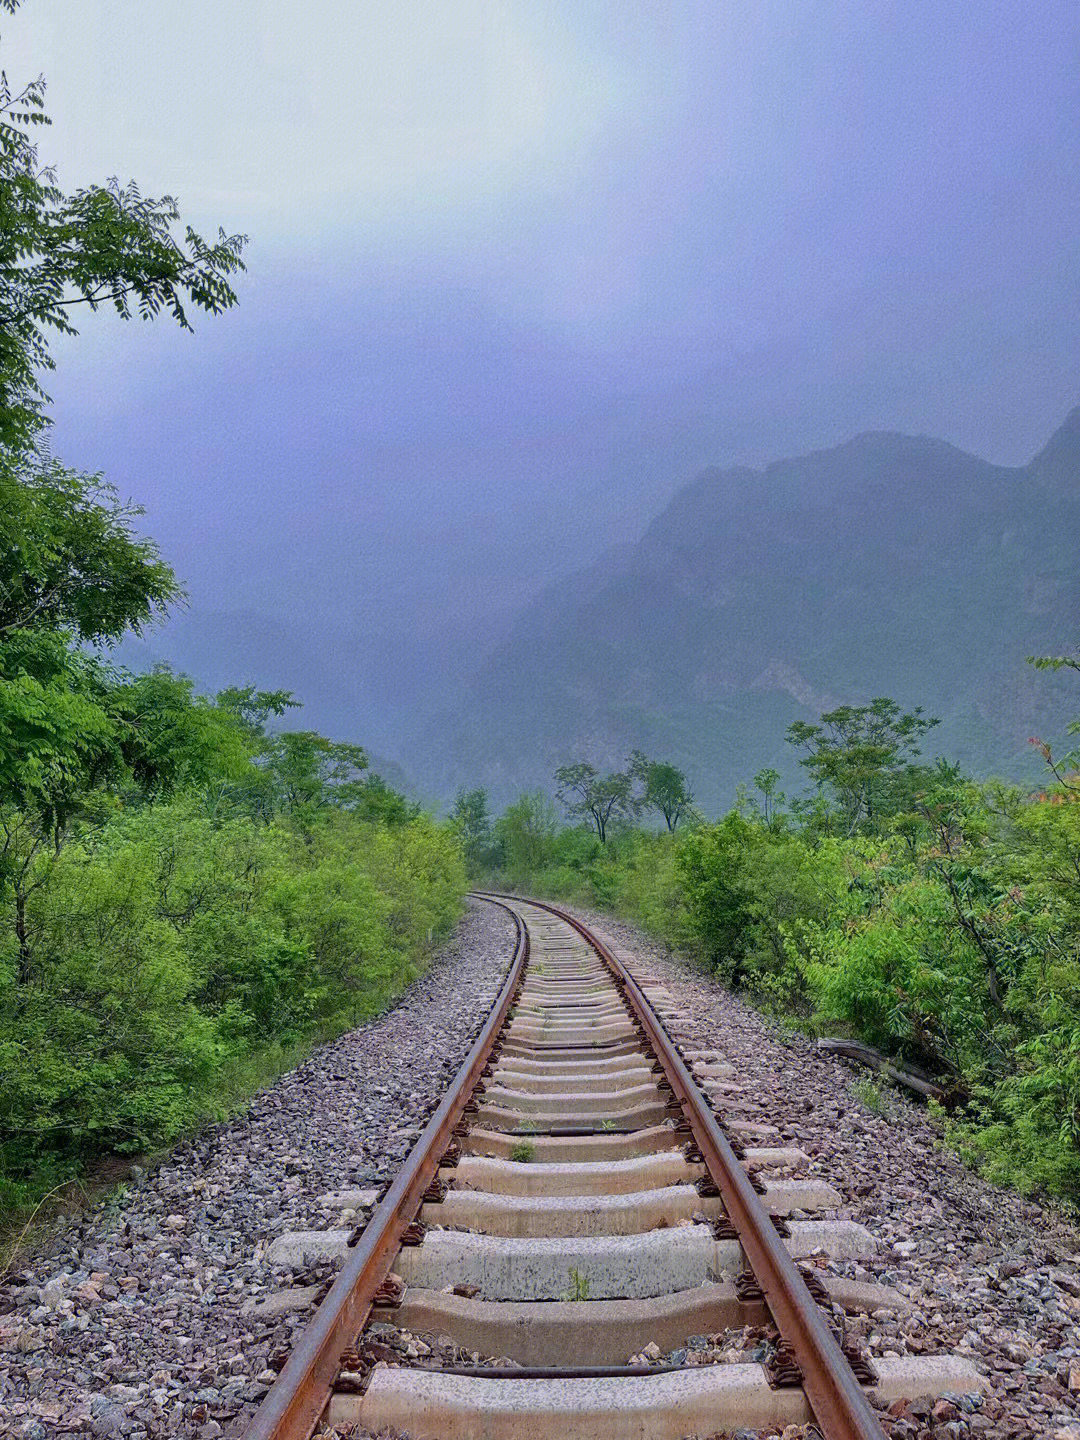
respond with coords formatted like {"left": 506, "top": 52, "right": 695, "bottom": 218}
{"left": 0, "top": 900, "right": 516, "bottom": 1439}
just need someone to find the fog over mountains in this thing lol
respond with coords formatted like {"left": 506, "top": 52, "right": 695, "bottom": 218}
{"left": 123, "top": 404, "right": 1080, "bottom": 814}
{"left": 402, "top": 405, "right": 1080, "bottom": 812}
{"left": 36, "top": 1, "right": 1074, "bottom": 817}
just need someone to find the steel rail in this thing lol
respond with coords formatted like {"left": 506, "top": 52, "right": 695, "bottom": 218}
{"left": 242, "top": 898, "right": 528, "bottom": 1440}
{"left": 510, "top": 894, "right": 887, "bottom": 1440}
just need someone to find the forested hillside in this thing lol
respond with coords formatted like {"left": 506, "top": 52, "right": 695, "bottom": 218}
{"left": 418, "top": 411, "right": 1080, "bottom": 810}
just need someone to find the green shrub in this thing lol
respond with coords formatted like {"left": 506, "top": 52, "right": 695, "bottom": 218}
{"left": 482, "top": 728, "right": 1080, "bottom": 1205}
{"left": 0, "top": 797, "right": 465, "bottom": 1214}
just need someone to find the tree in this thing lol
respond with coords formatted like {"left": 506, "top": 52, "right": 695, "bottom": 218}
{"left": 451, "top": 787, "right": 492, "bottom": 872}
{"left": 493, "top": 791, "right": 557, "bottom": 883}
{"left": 0, "top": 468, "right": 263, "bottom": 832}
{"left": 0, "top": 462, "right": 181, "bottom": 642}
{"left": 253, "top": 732, "right": 370, "bottom": 822}
{"left": 0, "top": 5, "right": 249, "bottom": 883}
{"left": 673, "top": 813, "right": 754, "bottom": 983}
{"left": 215, "top": 684, "right": 299, "bottom": 735}
{"left": 628, "top": 751, "right": 693, "bottom": 832}
{"left": 0, "top": 656, "right": 258, "bottom": 984}
{"left": 786, "top": 698, "right": 939, "bottom": 834}
{"left": 554, "top": 762, "right": 635, "bottom": 843}
{"left": 0, "top": 15, "right": 246, "bottom": 458}
{"left": 344, "top": 772, "right": 416, "bottom": 825}
{"left": 752, "top": 767, "right": 784, "bottom": 828}
{"left": 0, "top": 463, "right": 187, "bottom": 822}
{"left": 110, "top": 667, "right": 255, "bottom": 801}
{"left": 735, "top": 767, "right": 786, "bottom": 830}
{"left": 1027, "top": 641, "right": 1080, "bottom": 790}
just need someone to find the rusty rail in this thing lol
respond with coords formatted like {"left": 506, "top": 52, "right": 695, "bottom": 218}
{"left": 243, "top": 898, "right": 528, "bottom": 1440}
{"left": 245, "top": 892, "right": 884, "bottom": 1440}
{"left": 523, "top": 895, "right": 886, "bottom": 1440}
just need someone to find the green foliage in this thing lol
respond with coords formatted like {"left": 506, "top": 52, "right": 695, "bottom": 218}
{"left": 551, "top": 752, "right": 693, "bottom": 845}
{"left": 1028, "top": 642, "right": 1080, "bottom": 675}
{"left": 629, "top": 751, "right": 694, "bottom": 832}
{"left": 787, "top": 698, "right": 940, "bottom": 835}
{"left": 491, "top": 790, "right": 558, "bottom": 886}
{"left": 509, "top": 1140, "right": 536, "bottom": 1162}
{"left": 0, "top": 460, "right": 202, "bottom": 836}
{"left": 451, "top": 787, "right": 493, "bottom": 875}
{"left": 112, "top": 667, "right": 255, "bottom": 798}
{"left": 0, "top": 37, "right": 245, "bottom": 458}
{"left": 565, "top": 1267, "right": 590, "bottom": 1301}
{"left": 673, "top": 816, "right": 753, "bottom": 982}
{"left": 0, "top": 631, "right": 118, "bottom": 818}
{"left": 851, "top": 1076, "right": 886, "bottom": 1114}
{"left": 0, "top": 641, "right": 255, "bottom": 837}
{"left": 0, "top": 794, "right": 464, "bottom": 1213}
{"left": 0, "top": 20, "right": 468, "bottom": 1226}
{"left": 1026, "top": 641, "right": 1080, "bottom": 783}
{"left": 0, "top": 461, "right": 181, "bottom": 642}
{"left": 803, "top": 872, "right": 990, "bottom": 1074}
{"left": 480, "top": 692, "right": 1080, "bottom": 1204}
{"left": 208, "top": 699, "right": 419, "bottom": 830}
{"left": 240, "top": 730, "right": 369, "bottom": 824}
{"left": 747, "top": 768, "right": 786, "bottom": 830}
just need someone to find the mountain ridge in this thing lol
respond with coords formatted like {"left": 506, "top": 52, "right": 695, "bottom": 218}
{"left": 404, "top": 405, "right": 1080, "bottom": 812}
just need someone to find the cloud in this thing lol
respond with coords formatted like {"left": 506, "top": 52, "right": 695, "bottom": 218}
{"left": 4, "top": 1, "right": 625, "bottom": 240}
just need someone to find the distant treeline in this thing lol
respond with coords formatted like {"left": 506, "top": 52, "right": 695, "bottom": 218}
{"left": 458, "top": 687, "right": 1080, "bottom": 1204}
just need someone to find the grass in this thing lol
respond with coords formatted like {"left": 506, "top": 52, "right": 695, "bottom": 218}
{"left": 564, "top": 1267, "right": 590, "bottom": 1301}
{"left": 852, "top": 1075, "right": 886, "bottom": 1114}
{"left": 0, "top": 1166, "right": 131, "bottom": 1282}
{"left": 509, "top": 1140, "right": 536, "bottom": 1163}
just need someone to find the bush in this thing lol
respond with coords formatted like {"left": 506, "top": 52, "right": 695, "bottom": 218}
{"left": 491, "top": 785, "right": 1080, "bottom": 1204}
{"left": 803, "top": 873, "right": 990, "bottom": 1075}
{"left": 0, "top": 797, "right": 465, "bottom": 1214}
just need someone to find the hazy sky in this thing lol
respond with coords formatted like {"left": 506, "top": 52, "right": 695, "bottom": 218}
{"left": 5, "top": 1, "right": 1079, "bottom": 744}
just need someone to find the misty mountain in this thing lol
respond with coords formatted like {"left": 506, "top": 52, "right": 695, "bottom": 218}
{"left": 406, "top": 407, "right": 1080, "bottom": 813}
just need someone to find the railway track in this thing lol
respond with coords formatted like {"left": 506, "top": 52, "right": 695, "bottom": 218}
{"left": 245, "top": 895, "right": 986, "bottom": 1440}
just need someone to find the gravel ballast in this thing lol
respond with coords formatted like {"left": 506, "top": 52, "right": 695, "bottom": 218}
{"left": 0, "top": 898, "right": 516, "bottom": 1440}
{"left": 571, "top": 905, "right": 1080, "bottom": 1440}
{"left": 8, "top": 893, "right": 1079, "bottom": 1440}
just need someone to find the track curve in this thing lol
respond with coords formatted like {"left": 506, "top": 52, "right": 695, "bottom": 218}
{"left": 244, "top": 895, "right": 985, "bottom": 1440}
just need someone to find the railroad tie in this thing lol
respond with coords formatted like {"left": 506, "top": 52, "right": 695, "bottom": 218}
{"left": 247, "top": 896, "right": 988, "bottom": 1440}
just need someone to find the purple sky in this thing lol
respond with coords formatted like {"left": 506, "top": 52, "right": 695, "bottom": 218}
{"left": 7, "top": 1, "right": 1079, "bottom": 750}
